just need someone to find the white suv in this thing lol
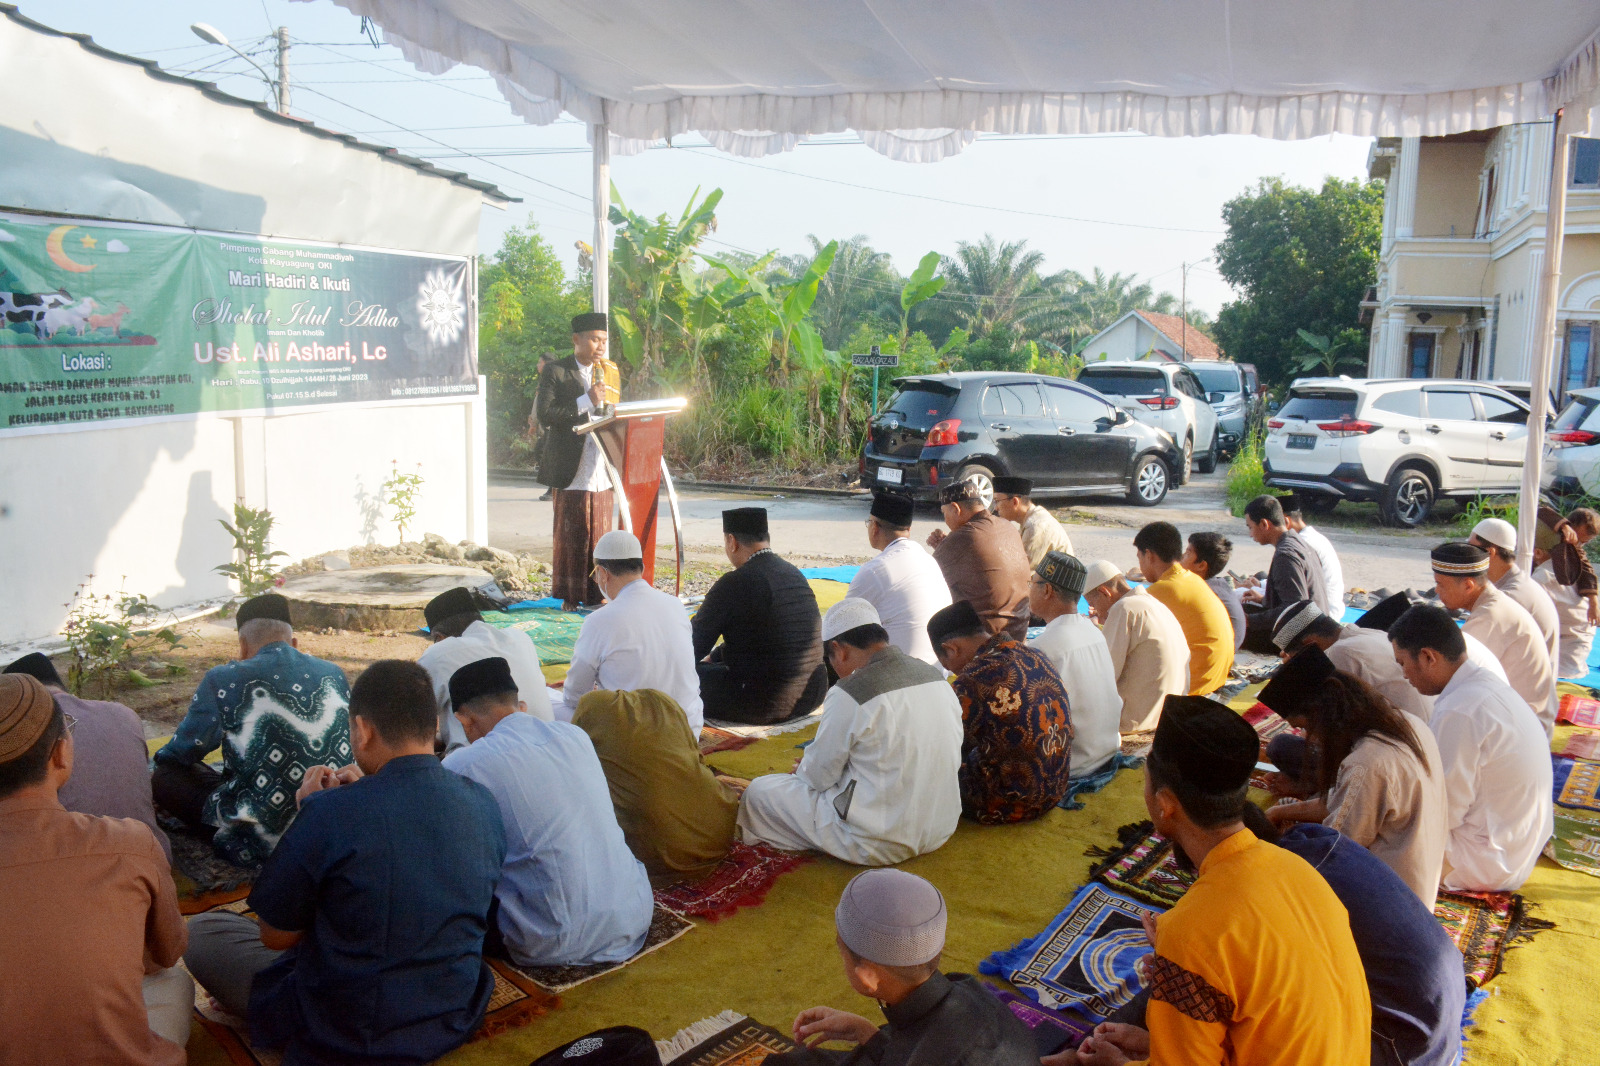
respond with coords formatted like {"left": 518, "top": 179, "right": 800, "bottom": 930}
{"left": 1263, "top": 378, "right": 1532, "bottom": 527}
{"left": 1077, "top": 361, "right": 1220, "bottom": 480}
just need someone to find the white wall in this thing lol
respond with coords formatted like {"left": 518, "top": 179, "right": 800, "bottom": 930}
{"left": 1084, "top": 316, "right": 1175, "bottom": 363}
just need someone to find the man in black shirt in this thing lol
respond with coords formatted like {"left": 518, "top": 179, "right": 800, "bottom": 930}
{"left": 693, "top": 507, "right": 827, "bottom": 725}
{"left": 1239, "top": 494, "right": 1328, "bottom": 653}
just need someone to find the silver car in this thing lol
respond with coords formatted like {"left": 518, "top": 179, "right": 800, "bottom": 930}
{"left": 1076, "top": 361, "right": 1221, "bottom": 479}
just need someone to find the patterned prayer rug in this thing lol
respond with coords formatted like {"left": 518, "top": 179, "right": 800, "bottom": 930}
{"left": 513, "top": 905, "right": 695, "bottom": 993}
{"left": 980, "top": 883, "right": 1156, "bottom": 1023}
{"left": 1432, "top": 889, "right": 1554, "bottom": 988}
{"left": 164, "top": 821, "right": 256, "bottom": 911}
{"left": 1557, "top": 693, "right": 1600, "bottom": 727}
{"left": 1561, "top": 732, "right": 1600, "bottom": 759}
{"left": 656, "top": 1013, "right": 798, "bottom": 1066}
{"left": 1240, "top": 702, "right": 1301, "bottom": 754}
{"left": 480, "top": 606, "right": 585, "bottom": 665}
{"left": 1546, "top": 807, "right": 1600, "bottom": 878}
{"left": 1553, "top": 756, "right": 1600, "bottom": 811}
{"left": 1057, "top": 752, "right": 1146, "bottom": 811}
{"left": 699, "top": 725, "right": 758, "bottom": 756}
{"left": 653, "top": 842, "right": 811, "bottom": 921}
{"left": 1085, "top": 821, "right": 1195, "bottom": 908}
{"left": 182, "top": 898, "right": 560, "bottom": 1065}
{"left": 986, "top": 987, "right": 1094, "bottom": 1052}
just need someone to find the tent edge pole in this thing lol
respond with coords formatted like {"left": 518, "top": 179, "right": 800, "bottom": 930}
{"left": 591, "top": 114, "right": 610, "bottom": 314}
{"left": 1517, "top": 107, "right": 1569, "bottom": 572}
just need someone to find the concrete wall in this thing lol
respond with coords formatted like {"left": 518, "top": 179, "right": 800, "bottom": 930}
{"left": 1414, "top": 142, "right": 1486, "bottom": 239}
{"left": 1084, "top": 316, "right": 1178, "bottom": 363}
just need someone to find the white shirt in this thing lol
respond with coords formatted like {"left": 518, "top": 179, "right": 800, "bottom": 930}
{"left": 794, "top": 648, "right": 963, "bottom": 859}
{"left": 1429, "top": 660, "right": 1553, "bottom": 892}
{"left": 1029, "top": 614, "right": 1122, "bottom": 775}
{"left": 420, "top": 620, "right": 553, "bottom": 753}
{"left": 554, "top": 578, "right": 703, "bottom": 735}
{"left": 1297, "top": 524, "right": 1344, "bottom": 618}
{"left": 1463, "top": 631, "right": 1509, "bottom": 686}
{"left": 1326, "top": 625, "right": 1434, "bottom": 722}
{"left": 1102, "top": 588, "right": 1190, "bottom": 732}
{"left": 568, "top": 361, "right": 611, "bottom": 493}
{"left": 1535, "top": 561, "right": 1596, "bottom": 679}
{"left": 846, "top": 536, "right": 953, "bottom": 665}
{"left": 1496, "top": 564, "right": 1561, "bottom": 678}
{"left": 1464, "top": 581, "right": 1557, "bottom": 738}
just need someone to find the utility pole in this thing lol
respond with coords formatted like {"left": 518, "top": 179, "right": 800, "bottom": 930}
{"left": 1180, "top": 262, "right": 1188, "bottom": 361}
{"left": 275, "top": 27, "right": 290, "bottom": 115}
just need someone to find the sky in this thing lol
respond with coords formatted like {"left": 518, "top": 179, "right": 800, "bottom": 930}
{"left": 30, "top": 0, "right": 1377, "bottom": 316}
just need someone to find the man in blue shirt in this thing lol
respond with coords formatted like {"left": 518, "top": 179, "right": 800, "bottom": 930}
{"left": 151, "top": 593, "right": 352, "bottom": 867}
{"left": 183, "top": 659, "right": 507, "bottom": 1066}
{"left": 443, "top": 656, "right": 653, "bottom": 966}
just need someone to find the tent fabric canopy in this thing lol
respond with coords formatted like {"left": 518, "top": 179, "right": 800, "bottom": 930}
{"left": 312, "top": 0, "right": 1600, "bottom": 159}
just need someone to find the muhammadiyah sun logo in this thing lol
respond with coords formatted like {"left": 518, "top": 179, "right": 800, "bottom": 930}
{"left": 415, "top": 266, "right": 465, "bottom": 345}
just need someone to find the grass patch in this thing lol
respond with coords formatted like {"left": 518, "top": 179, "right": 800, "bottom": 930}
{"left": 1224, "top": 428, "right": 1274, "bottom": 516}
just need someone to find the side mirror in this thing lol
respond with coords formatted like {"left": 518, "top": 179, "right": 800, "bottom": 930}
{"left": 1208, "top": 391, "right": 1226, "bottom": 403}
{"left": 1113, "top": 409, "right": 1130, "bottom": 425}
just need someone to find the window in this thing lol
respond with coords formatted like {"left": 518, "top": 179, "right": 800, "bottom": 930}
{"left": 1407, "top": 332, "right": 1435, "bottom": 378}
{"left": 1278, "top": 391, "right": 1358, "bottom": 421}
{"left": 1174, "top": 370, "right": 1206, "bottom": 399}
{"left": 1553, "top": 395, "right": 1600, "bottom": 434}
{"left": 1077, "top": 369, "right": 1166, "bottom": 397}
{"left": 879, "top": 387, "right": 954, "bottom": 428}
{"left": 1046, "top": 384, "right": 1110, "bottom": 423}
{"left": 982, "top": 382, "right": 1045, "bottom": 418}
{"left": 1371, "top": 390, "right": 1422, "bottom": 418}
{"left": 1573, "top": 138, "right": 1600, "bottom": 189}
{"left": 1425, "top": 390, "right": 1478, "bottom": 422}
{"left": 1189, "top": 364, "right": 1241, "bottom": 394}
{"left": 1476, "top": 392, "right": 1527, "bottom": 424}
{"left": 1564, "top": 325, "right": 1594, "bottom": 397}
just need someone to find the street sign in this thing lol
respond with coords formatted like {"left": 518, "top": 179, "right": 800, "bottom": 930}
{"left": 851, "top": 351, "right": 900, "bottom": 367}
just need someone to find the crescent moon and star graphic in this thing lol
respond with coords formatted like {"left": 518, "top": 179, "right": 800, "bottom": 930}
{"left": 45, "top": 225, "right": 98, "bottom": 273}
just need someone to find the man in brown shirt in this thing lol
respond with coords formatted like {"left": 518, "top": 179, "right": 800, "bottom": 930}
{"left": 926, "top": 478, "right": 1032, "bottom": 641}
{"left": 0, "top": 673, "right": 189, "bottom": 1066}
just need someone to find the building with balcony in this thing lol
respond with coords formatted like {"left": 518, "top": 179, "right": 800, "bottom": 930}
{"left": 1365, "top": 115, "right": 1600, "bottom": 396}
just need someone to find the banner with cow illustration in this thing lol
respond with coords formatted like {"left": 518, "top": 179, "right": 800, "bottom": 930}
{"left": 0, "top": 212, "right": 476, "bottom": 436}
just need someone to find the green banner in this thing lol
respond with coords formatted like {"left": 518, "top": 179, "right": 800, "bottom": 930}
{"left": 0, "top": 213, "right": 475, "bottom": 435}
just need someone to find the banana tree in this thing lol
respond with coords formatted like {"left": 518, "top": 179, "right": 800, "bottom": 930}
{"left": 608, "top": 184, "right": 723, "bottom": 382}
{"left": 670, "top": 261, "right": 752, "bottom": 391}
{"left": 1294, "top": 328, "right": 1366, "bottom": 376}
{"left": 899, "top": 251, "right": 947, "bottom": 345}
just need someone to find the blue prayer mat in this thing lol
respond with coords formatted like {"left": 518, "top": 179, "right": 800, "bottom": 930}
{"left": 980, "top": 883, "right": 1156, "bottom": 1023}
{"left": 798, "top": 564, "right": 861, "bottom": 583}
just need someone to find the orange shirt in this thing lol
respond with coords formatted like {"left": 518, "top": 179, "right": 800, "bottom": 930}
{"left": 0, "top": 794, "right": 187, "bottom": 1066}
{"left": 1147, "top": 563, "right": 1235, "bottom": 695}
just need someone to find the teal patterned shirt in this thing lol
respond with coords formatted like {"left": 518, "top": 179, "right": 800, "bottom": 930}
{"left": 155, "top": 641, "right": 353, "bottom": 866}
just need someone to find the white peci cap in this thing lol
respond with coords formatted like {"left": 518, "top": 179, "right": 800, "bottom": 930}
{"left": 834, "top": 868, "right": 947, "bottom": 967}
{"left": 821, "top": 597, "right": 882, "bottom": 642}
{"left": 1471, "top": 517, "right": 1517, "bottom": 554}
{"left": 593, "top": 529, "right": 643, "bottom": 561}
{"left": 1083, "top": 559, "right": 1123, "bottom": 594}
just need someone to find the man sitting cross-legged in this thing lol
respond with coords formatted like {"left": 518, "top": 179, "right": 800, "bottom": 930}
{"left": 151, "top": 592, "right": 352, "bottom": 867}
{"left": 768, "top": 869, "right": 1036, "bottom": 1066}
{"left": 1028, "top": 551, "right": 1122, "bottom": 778}
{"left": 0, "top": 674, "right": 192, "bottom": 1066}
{"left": 991, "top": 475, "right": 1073, "bottom": 570}
{"left": 1083, "top": 561, "right": 1189, "bottom": 733}
{"left": 1180, "top": 532, "right": 1245, "bottom": 651}
{"left": 1062, "top": 694, "right": 1369, "bottom": 1066}
{"left": 929, "top": 600, "right": 1073, "bottom": 823}
{"left": 846, "top": 491, "right": 951, "bottom": 665}
{"left": 445, "top": 656, "right": 654, "bottom": 964}
{"left": 1135, "top": 521, "right": 1234, "bottom": 696}
{"left": 419, "top": 585, "right": 552, "bottom": 756}
{"left": 184, "top": 660, "right": 508, "bottom": 1066}
{"left": 1272, "top": 599, "right": 1433, "bottom": 721}
{"left": 738, "top": 598, "right": 963, "bottom": 866}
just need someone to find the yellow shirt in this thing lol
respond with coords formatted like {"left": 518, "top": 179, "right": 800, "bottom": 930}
{"left": 1146, "top": 563, "right": 1235, "bottom": 695}
{"left": 1131, "top": 829, "right": 1369, "bottom": 1066}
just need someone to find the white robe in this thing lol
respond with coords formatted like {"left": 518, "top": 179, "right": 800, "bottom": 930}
{"left": 1297, "top": 523, "right": 1345, "bottom": 621}
{"left": 1429, "top": 660, "right": 1553, "bottom": 892}
{"left": 1535, "top": 561, "right": 1596, "bottom": 679}
{"left": 1029, "top": 614, "right": 1122, "bottom": 776}
{"left": 419, "top": 620, "right": 553, "bottom": 754}
{"left": 1326, "top": 625, "right": 1434, "bottom": 722}
{"left": 1102, "top": 588, "right": 1190, "bottom": 732}
{"left": 1465, "top": 582, "right": 1557, "bottom": 738}
{"left": 737, "top": 646, "right": 962, "bottom": 866}
{"left": 846, "top": 536, "right": 952, "bottom": 665}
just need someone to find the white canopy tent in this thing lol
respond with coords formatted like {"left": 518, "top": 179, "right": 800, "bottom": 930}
{"left": 313, "top": 0, "right": 1600, "bottom": 560}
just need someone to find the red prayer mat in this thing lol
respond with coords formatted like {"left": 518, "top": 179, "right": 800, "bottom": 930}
{"left": 653, "top": 842, "right": 812, "bottom": 921}
{"left": 1240, "top": 702, "right": 1302, "bottom": 756}
{"left": 699, "top": 725, "right": 758, "bottom": 757}
{"left": 1561, "top": 733, "right": 1600, "bottom": 760}
{"left": 1558, "top": 693, "right": 1600, "bottom": 727}
{"left": 1433, "top": 889, "right": 1554, "bottom": 988}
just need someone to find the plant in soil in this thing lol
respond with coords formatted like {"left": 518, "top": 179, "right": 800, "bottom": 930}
{"left": 382, "top": 461, "right": 425, "bottom": 544}
{"left": 214, "top": 503, "right": 288, "bottom": 597}
{"left": 62, "top": 578, "right": 185, "bottom": 698}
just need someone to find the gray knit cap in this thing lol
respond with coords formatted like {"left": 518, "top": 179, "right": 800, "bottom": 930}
{"left": 834, "top": 869, "right": 947, "bottom": 967}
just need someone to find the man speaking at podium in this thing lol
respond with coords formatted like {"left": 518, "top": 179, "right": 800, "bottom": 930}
{"left": 537, "top": 311, "right": 618, "bottom": 609}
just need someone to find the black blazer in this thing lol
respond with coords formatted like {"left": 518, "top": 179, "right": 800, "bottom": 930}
{"left": 535, "top": 356, "right": 589, "bottom": 489}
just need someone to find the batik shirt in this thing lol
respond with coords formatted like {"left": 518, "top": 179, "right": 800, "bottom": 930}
{"left": 154, "top": 641, "right": 352, "bottom": 867}
{"left": 950, "top": 634, "right": 1073, "bottom": 823}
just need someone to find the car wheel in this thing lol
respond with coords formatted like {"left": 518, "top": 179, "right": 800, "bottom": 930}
{"left": 953, "top": 462, "right": 996, "bottom": 510}
{"left": 1195, "top": 428, "right": 1219, "bottom": 474}
{"left": 1127, "top": 453, "right": 1169, "bottom": 506}
{"left": 1178, "top": 435, "right": 1193, "bottom": 485}
{"left": 1380, "top": 466, "right": 1435, "bottom": 528}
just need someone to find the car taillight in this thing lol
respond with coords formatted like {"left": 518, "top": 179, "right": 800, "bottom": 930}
{"left": 1267, "top": 419, "right": 1285, "bottom": 430}
{"left": 1549, "top": 429, "right": 1600, "bottom": 446}
{"left": 925, "top": 419, "right": 961, "bottom": 447}
{"left": 1137, "top": 396, "right": 1179, "bottom": 410}
{"left": 1316, "top": 417, "right": 1382, "bottom": 438}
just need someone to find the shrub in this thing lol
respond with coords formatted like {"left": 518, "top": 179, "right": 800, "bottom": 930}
{"left": 1225, "top": 428, "right": 1274, "bottom": 516}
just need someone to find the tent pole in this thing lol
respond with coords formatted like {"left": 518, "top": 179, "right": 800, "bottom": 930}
{"left": 591, "top": 116, "right": 610, "bottom": 314}
{"left": 1516, "top": 107, "right": 1569, "bottom": 572}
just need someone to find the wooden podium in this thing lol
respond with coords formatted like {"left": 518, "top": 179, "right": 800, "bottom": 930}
{"left": 574, "top": 397, "right": 689, "bottom": 593}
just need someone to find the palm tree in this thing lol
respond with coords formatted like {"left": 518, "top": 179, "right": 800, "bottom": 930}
{"left": 938, "top": 235, "right": 1077, "bottom": 341}
{"left": 772, "top": 235, "right": 900, "bottom": 350}
{"left": 1056, "top": 269, "right": 1184, "bottom": 353}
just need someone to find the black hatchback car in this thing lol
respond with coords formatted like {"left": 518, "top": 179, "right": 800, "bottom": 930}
{"left": 860, "top": 371, "right": 1184, "bottom": 506}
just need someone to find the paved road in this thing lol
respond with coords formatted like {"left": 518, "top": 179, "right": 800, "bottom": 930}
{"left": 490, "top": 471, "right": 1442, "bottom": 598}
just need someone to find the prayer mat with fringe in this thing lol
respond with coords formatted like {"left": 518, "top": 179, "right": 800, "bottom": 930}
{"left": 1545, "top": 807, "right": 1600, "bottom": 878}
{"left": 655, "top": 1012, "right": 797, "bottom": 1066}
{"left": 1560, "top": 732, "right": 1600, "bottom": 759}
{"left": 513, "top": 905, "right": 694, "bottom": 994}
{"left": 1557, "top": 693, "right": 1600, "bottom": 727}
{"left": 182, "top": 899, "right": 559, "bottom": 1065}
{"left": 1241, "top": 703, "right": 1301, "bottom": 755}
{"left": 1433, "top": 889, "right": 1554, "bottom": 989}
{"left": 653, "top": 842, "right": 811, "bottom": 922}
{"left": 1553, "top": 755, "right": 1600, "bottom": 811}
{"left": 1085, "top": 821, "right": 1195, "bottom": 908}
{"left": 1058, "top": 752, "right": 1146, "bottom": 812}
{"left": 979, "top": 883, "right": 1157, "bottom": 1023}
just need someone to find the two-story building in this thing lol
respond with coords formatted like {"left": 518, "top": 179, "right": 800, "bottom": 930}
{"left": 1365, "top": 114, "right": 1600, "bottom": 396}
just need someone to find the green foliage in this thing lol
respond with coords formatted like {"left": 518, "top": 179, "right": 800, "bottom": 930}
{"left": 609, "top": 185, "right": 723, "bottom": 383}
{"left": 214, "top": 504, "right": 288, "bottom": 596}
{"left": 62, "top": 579, "right": 184, "bottom": 698}
{"left": 958, "top": 326, "right": 1031, "bottom": 372}
{"left": 1224, "top": 428, "right": 1280, "bottom": 516}
{"left": 1293, "top": 328, "right": 1368, "bottom": 377}
{"left": 1213, "top": 177, "right": 1384, "bottom": 387}
{"left": 1454, "top": 495, "right": 1519, "bottom": 536}
{"left": 382, "top": 461, "right": 424, "bottom": 544}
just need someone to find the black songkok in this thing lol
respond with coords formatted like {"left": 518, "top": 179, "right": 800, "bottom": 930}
{"left": 722, "top": 507, "right": 769, "bottom": 539}
{"left": 991, "top": 476, "right": 1032, "bottom": 497}
{"left": 939, "top": 479, "right": 983, "bottom": 506}
{"left": 1431, "top": 541, "right": 1489, "bottom": 576}
{"left": 870, "top": 492, "right": 915, "bottom": 529}
{"left": 529, "top": 1027, "right": 660, "bottom": 1066}
{"left": 424, "top": 586, "right": 477, "bottom": 629}
{"left": 570, "top": 312, "right": 609, "bottom": 333}
{"left": 926, "top": 600, "right": 985, "bottom": 647}
{"left": 448, "top": 656, "right": 517, "bottom": 711}
{"left": 1354, "top": 591, "right": 1419, "bottom": 632}
{"left": 1150, "top": 694, "right": 1259, "bottom": 792}
{"left": 1256, "top": 645, "right": 1337, "bottom": 717}
{"left": 236, "top": 593, "right": 293, "bottom": 629}
{"left": 1036, "top": 551, "right": 1087, "bottom": 600}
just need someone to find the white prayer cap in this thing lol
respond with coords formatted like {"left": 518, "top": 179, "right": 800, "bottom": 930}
{"left": 1471, "top": 517, "right": 1517, "bottom": 553}
{"left": 835, "top": 869, "right": 946, "bottom": 967}
{"left": 1083, "top": 559, "right": 1123, "bottom": 594}
{"left": 822, "top": 597, "right": 881, "bottom": 642}
{"left": 1271, "top": 599, "right": 1325, "bottom": 651}
{"left": 594, "top": 530, "right": 642, "bottom": 561}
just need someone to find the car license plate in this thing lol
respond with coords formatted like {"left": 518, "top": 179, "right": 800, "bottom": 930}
{"left": 877, "top": 466, "right": 903, "bottom": 484}
{"left": 1287, "top": 434, "right": 1316, "bottom": 450}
